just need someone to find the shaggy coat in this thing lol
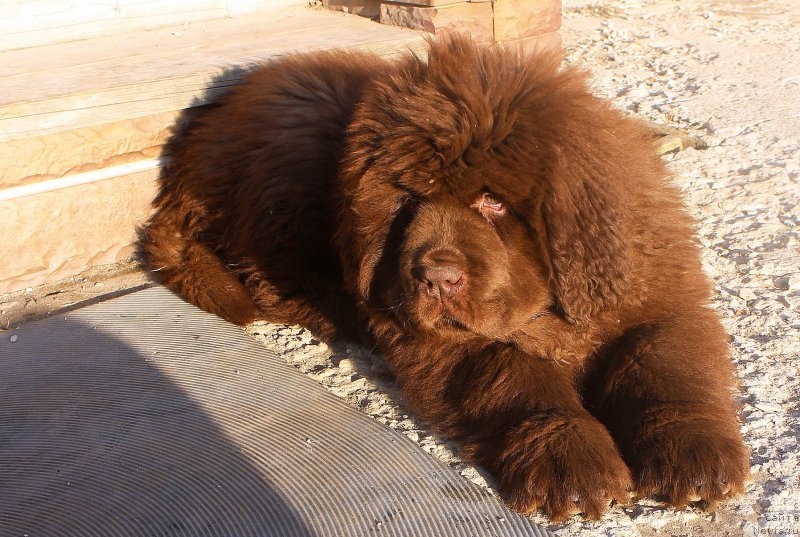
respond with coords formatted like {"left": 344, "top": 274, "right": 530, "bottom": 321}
{"left": 139, "top": 37, "right": 749, "bottom": 521}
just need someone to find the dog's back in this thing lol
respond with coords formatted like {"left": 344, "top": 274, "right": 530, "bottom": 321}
{"left": 139, "top": 50, "right": 388, "bottom": 334}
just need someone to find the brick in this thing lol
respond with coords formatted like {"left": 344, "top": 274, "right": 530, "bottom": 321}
{"left": 493, "top": 0, "right": 561, "bottom": 42}
{"left": 380, "top": 1, "right": 494, "bottom": 42}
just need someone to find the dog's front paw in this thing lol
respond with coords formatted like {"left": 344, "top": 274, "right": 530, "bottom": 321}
{"left": 497, "top": 413, "right": 632, "bottom": 522}
{"left": 631, "top": 412, "right": 749, "bottom": 508}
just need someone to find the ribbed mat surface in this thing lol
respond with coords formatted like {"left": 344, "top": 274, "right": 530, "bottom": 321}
{"left": 0, "top": 286, "right": 552, "bottom": 536}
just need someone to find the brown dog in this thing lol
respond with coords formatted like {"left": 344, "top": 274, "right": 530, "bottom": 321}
{"left": 139, "top": 36, "right": 749, "bottom": 521}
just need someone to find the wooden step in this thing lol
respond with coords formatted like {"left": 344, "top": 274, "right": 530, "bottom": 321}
{"left": 2, "top": 0, "right": 302, "bottom": 51}
{"left": 0, "top": 6, "right": 426, "bottom": 143}
{"left": 0, "top": 6, "right": 426, "bottom": 295}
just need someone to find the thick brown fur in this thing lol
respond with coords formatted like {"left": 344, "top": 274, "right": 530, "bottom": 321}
{"left": 139, "top": 36, "right": 749, "bottom": 522}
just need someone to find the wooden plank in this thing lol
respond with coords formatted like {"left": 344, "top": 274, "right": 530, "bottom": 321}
{"left": 1, "top": 8, "right": 347, "bottom": 100}
{"left": 0, "top": 7, "right": 420, "bottom": 102}
{"left": 0, "top": 111, "right": 180, "bottom": 188}
{"left": 346, "top": 36, "right": 429, "bottom": 57}
{"left": 0, "top": 0, "right": 302, "bottom": 51}
{"left": 0, "top": 71, "right": 239, "bottom": 142}
{"left": 0, "top": 7, "right": 425, "bottom": 141}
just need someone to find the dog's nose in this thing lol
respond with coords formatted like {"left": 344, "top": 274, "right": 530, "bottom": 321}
{"left": 414, "top": 264, "right": 465, "bottom": 299}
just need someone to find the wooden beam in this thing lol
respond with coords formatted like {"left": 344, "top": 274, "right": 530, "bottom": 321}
{"left": 0, "top": 0, "right": 302, "bottom": 51}
{"left": 0, "top": 6, "right": 426, "bottom": 141}
{"left": 0, "top": 111, "right": 179, "bottom": 188}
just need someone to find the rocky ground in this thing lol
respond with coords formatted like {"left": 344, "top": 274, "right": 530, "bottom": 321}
{"left": 249, "top": 1, "right": 800, "bottom": 534}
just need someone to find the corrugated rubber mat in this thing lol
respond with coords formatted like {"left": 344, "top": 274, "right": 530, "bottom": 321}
{"left": 0, "top": 286, "right": 553, "bottom": 536}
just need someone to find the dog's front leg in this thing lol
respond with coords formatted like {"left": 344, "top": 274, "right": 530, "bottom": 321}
{"left": 385, "top": 340, "right": 632, "bottom": 521}
{"left": 584, "top": 310, "right": 750, "bottom": 508}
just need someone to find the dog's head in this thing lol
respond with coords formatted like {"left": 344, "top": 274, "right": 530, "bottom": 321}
{"left": 336, "top": 37, "right": 636, "bottom": 341}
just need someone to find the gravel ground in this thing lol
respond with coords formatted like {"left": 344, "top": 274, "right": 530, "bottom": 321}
{"left": 248, "top": 1, "right": 800, "bottom": 534}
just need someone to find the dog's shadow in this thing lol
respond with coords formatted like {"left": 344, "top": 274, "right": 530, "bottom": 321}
{"left": 158, "top": 63, "right": 257, "bottom": 165}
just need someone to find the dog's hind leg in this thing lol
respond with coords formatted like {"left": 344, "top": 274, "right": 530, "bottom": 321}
{"left": 138, "top": 209, "right": 259, "bottom": 326}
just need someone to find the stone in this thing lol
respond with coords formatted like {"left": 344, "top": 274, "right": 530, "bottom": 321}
{"left": 0, "top": 169, "right": 157, "bottom": 294}
{"left": 389, "top": 0, "right": 475, "bottom": 6}
{"left": 338, "top": 358, "right": 354, "bottom": 374}
{"left": 322, "top": 0, "right": 381, "bottom": 19}
{"left": 788, "top": 275, "right": 800, "bottom": 292}
{"left": 380, "top": 1, "right": 494, "bottom": 42}
{"left": 739, "top": 288, "right": 758, "bottom": 301}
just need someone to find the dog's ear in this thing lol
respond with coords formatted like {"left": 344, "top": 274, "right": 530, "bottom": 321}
{"left": 543, "top": 145, "right": 632, "bottom": 323}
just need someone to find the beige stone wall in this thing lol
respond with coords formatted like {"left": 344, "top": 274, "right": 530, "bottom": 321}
{"left": 0, "top": 169, "right": 157, "bottom": 295}
{"left": 1, "top": 113, "right": 176, "bottom": 189}
{"left": 494, "top": 0, "right": 560, "bottom": 42}
{"left": 0, "top": 111, "right": 174, "bottom": 295}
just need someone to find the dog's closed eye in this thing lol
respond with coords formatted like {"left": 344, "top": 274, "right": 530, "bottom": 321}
{"left": 474, "top": 192, "right": 506, "bottom": 221}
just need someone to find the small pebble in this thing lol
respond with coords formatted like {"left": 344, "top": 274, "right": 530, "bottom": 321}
{"left": 755, "top": 402, "right": 782, "bottom": 413}
{"left": 739, "top": 288, "right": 757, "bottom": 300}
{"left": 10, "top": 335, "right": 18, "bottom": 343}
{"left": 788, "top": 276, "right": 800, "bottom": 292}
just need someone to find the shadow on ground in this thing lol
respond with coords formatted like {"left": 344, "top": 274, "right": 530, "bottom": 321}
{"left": 0, "top": 316, "right": 313, "bottom": 536}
